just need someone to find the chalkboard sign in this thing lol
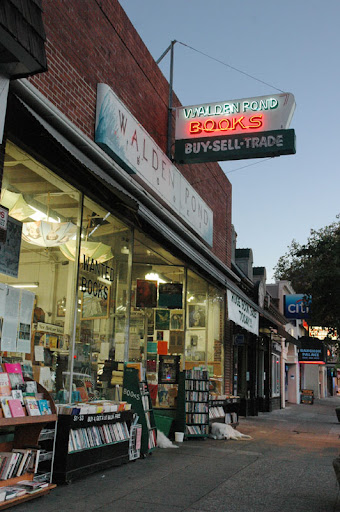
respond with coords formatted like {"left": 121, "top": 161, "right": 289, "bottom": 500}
{"left": 301, "top": 389, "right": 314, "bottom": 404}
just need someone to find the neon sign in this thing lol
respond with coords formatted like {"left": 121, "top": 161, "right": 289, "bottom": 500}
{"left": 175, "top": 92, "right": 295, "bottom": 140}
{"left": 189, "top": 115, "right": 263, "bottom": 135}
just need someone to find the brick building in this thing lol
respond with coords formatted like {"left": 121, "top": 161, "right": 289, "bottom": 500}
{"left": 0, "top": 1, "right": 294, "bottom": 422}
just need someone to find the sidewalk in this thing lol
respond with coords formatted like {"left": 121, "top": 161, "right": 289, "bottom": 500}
{"left": 14, "top": 397, "right": 340, "bottom": 512}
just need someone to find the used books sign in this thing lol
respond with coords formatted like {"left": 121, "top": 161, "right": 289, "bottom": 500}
{"left": 175, "top": 92, "right": 296, "bottom": 164}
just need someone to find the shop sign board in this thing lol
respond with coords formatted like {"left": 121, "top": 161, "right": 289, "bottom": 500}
{"left": 175, "top": 92, "right": 295, "bottom": 140}
{"left": 175, "top": 129, "right": 296, "bottom": 164}
{"left": 284, "top": 294, "right": 311, "bottom": 319}
{"left": 227, "top": 289, "right": 259, "bottom": 336}
{"left": 298, "top": 337, "right": 325, "bottom": 363}
{"left": 174, "top": 92, "right": 295, "bottom": 164}
{"left": 309, "top": 326, "right": 337, "bottom": 340}
{"left": 95, "top": 84, "right": 213, "bottom": 246}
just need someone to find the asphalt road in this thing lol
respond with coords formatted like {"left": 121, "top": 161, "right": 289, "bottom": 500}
{"left": 14, "top": 396, "right": 340, "bottom": 512}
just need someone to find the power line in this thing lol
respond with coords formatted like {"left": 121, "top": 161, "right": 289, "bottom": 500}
{"left": 177, "top": 41, "right": 285, "bottom": 94}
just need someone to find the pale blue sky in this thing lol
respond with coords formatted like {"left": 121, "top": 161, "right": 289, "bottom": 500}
{"left": 119, "top": 0, "right": 340, "bottom": 281}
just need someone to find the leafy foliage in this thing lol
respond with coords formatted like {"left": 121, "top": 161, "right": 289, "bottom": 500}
{"left": 273, "top": 216, "right": 340, "bottom": 337}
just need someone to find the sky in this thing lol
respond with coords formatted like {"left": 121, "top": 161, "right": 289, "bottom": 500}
{"left": 119, "top": 0, "right": 340, "bottom": 282}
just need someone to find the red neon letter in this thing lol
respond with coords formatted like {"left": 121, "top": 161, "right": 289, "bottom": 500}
{"left": 190, "top": 121, "right": 202, "bottom": 134}
{"left": 203, "top": 119, "right": 216, "bottom": 132}
{"left": 219, "top": 119, "right": 231, "bottom": 131}
{"left": 232, "top": 116, "right": 247, "bottom": 130}
{"left": 248, "top": 115, "right": 263, "bottom": 129}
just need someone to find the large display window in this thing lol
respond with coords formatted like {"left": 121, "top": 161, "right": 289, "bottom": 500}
{"left": 0, "top": 141, "right": 82, "bottom": 398}
{"left": 0, "top": 141, "right": 225, "bottom": 405}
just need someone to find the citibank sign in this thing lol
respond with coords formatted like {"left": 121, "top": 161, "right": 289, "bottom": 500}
{"left": 284, "top": 294, "right": 311, "bottom": 319}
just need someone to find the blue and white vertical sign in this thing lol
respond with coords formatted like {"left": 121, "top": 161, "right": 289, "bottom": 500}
{"left": 95, "top": 83, "right": 213, "bottom": 246}
{"left": 284, "top": 294, "right": 311, "bottom": 319}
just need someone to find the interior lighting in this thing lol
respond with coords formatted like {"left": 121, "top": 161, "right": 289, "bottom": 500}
{"left": 11, "top": 282, "right": 39, "bottom": 289}
{"left": 145, "top": 272, "right": 166, "bottom": 284}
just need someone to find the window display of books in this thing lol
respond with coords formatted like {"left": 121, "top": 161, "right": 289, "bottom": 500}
{"left": 0, "top": 371, "right": 53, "bottom": 419}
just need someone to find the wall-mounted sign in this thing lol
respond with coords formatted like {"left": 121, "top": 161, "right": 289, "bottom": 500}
{"left": 284, "top": 294, "right": 311, "bottom": 319}
{"left": 175, "top": 92, "right": 295, "bottom": 164}
{"left": 309, "top": 326, "right": 337, "bottom": 340}
{"left": 175, "top": 129, "right": 296, "bottom": 164}
{"left": 298, "top": 337, "right": 325, "bottom": 364}
{"left": 175, "top": 92, "right": 295, "bottom": 140}
{"left": 227, "top": 289, "right": 259, "bottom": 336}
{"left": 95, "top": 84, "right": 213, "bottom": 246}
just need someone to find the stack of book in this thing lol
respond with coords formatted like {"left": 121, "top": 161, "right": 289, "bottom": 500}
{"left": 209, "top": 406, "right": 225, "bottom": 419}
{"left": 0, "top": 480, "right": 49, "bottom": 502}
{"left": 0, "top": 448, "right": 40, "bottom": 481}
{"left": 57, "top": 400, "right": 131, "bottom": 415}
{"left": 0, "top": 368, "right": 52, "bottom": 419}
{"left": 68, "top": 421, "right": 130, "bottom": 452}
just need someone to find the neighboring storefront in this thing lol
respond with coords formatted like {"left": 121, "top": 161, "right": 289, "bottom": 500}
{"left": 298, "top": 336, "right": 327, "bottom": 399}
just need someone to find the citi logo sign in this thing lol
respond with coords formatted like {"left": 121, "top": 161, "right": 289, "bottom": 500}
{"left": 284, "top": 294, "right": 311, "bottom": 319}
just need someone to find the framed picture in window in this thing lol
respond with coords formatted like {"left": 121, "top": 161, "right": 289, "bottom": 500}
{"left": 188, "top": 304, "right": 206, "bottom": 329}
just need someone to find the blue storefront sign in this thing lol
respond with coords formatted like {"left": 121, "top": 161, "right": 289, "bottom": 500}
{"left": 284, "top": 294, "right": 311, "bottom": 319}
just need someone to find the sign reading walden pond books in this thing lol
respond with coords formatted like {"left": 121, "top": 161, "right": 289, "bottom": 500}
{"left": 175, "top": 92, "right": 296, "bottom": 164}
{"left": 95, "top": 84, "right": 213, "bottom": 246}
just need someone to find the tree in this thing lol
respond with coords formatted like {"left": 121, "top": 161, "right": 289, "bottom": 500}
{"left": 273, "top": 215, "right": 340, "bottom": 338}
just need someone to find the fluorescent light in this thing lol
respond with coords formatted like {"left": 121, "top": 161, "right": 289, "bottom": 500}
{"left": 11, "top": 282, "right": 39, "bottom": 289}
{"left": 145, "top": 272, "right": 166, "bottom": 284}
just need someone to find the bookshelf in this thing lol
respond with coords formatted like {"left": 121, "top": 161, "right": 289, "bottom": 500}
{"left": 0, "top": 379, "right": 57, "bottom": 509}
{"left": 209, "top": 396, "right": 240, "bottom": 427}
{"left": 52, "top": 410, "right": 133, "bottom": 484}
{"left": 122, "top": 367, "right": 157, "bottom": 456}
{"left": 176, "top": 369, "right": 209, "bottom": 439}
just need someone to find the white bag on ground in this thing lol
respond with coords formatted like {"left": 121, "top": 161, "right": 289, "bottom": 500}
{"left": 157, "top": 430, "right": 179, "bottom": 448}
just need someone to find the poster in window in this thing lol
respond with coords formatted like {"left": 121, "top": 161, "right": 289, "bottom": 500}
{"left": 170, "top": 309, "right": 184, "bottom": 330}
{"left": 81, "top": 288, "right": 110, "bottom": 320}
{"left": 136, "top": 279, "right": 157, "bottom": 308}
{"left": 0, "top": 216, "right": 22, "bottom": 278}
{"left": 158, "top": 283, "right": 183, "bottom": 308}
{"left": 169, "top": 330, "right": 185, "bottom": 354}
{"left": 155, "top": 309, "right": 170, "bottom": 330}
{"left": 188, "top": 304, "right": 206, "bottom": 329}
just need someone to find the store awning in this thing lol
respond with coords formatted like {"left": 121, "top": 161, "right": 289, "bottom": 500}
{"left": 9, "top": 79, "right": 241, "bottom": 291}
{"left": 7, "top": 93, "right": 138, "bottom": 212}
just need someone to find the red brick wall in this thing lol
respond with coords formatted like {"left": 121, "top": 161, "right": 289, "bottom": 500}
{"left": 29, "top": 0, "right": 232, "bottom": 267}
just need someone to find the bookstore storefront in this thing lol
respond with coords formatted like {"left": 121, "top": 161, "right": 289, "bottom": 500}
{"left": 0, "top": 134, "right": 225, "bottom": 409}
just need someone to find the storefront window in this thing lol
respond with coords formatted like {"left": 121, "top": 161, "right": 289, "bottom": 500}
{"left": 129, "top": 232, "right": 185, "bottom": 408}
{"left": 185, "top": 271, "right": 225, "bottom": 394}
{"left": 271, "top": 353, "right": 280, "bottom": 396}
{"left": 75, "top": 196, "right": 133, "bottom": 401}
{"left": 0, "top": 141, "right": 82, "bottom": 400}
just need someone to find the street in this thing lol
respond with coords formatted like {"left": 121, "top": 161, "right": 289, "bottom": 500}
{"left": 13, "top": 396, "right": 340, "bottom": 512}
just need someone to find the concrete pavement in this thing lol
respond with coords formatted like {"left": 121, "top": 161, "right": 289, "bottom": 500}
{"left": 14, "top": 397, "right": 340, "bottom": 512}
